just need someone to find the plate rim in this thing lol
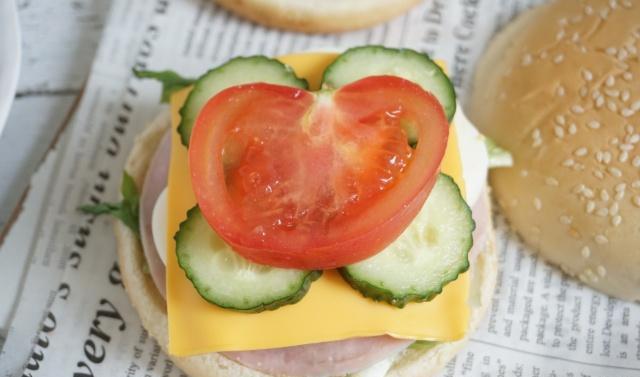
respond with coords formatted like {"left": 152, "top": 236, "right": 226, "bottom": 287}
{"left": 0, "top": 0, "right": 22, "bottom": 137}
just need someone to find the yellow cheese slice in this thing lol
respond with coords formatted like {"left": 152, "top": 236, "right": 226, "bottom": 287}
{"left": 166, "top": 52, "right": 469, "bottom": 355}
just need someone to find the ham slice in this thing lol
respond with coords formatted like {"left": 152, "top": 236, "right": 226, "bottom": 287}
{"left": 139, "top": 130, "right": 171, "bottom": 298}
{"left": 138, "top": 133, "right": 492, "bottom": 376}
{"left": 222, "top": 337, "right": 410, "bottom": 377}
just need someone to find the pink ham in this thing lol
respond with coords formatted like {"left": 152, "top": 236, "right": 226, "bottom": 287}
{"left": 139, "top": 130, "right": 171, "bottom": 298}
{"left": 139, "top": 135, "right": 492, "bottom": 376}
{"left": 223, "top": 337, "right": 410, "bottom": 377}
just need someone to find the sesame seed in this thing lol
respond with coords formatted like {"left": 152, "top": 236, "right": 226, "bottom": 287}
{"left": 627, "top": 45, "right": 638, "bottom": 56}
{"left": 606, "top": 75, "right": 615, "bottom": 87}
{"left": 621, "top": 108, "right": 635, "bottom": 117}
{"left": 633, "top": 156, "right": 640, "bottom": 167}
{"left": 585, "top": 5, "right": 594, "bottom": 14}
{"left": 582, "top": 69, "right": 593, "bottom": 81}
{"left": 579, "top": 87, "right": 588, "bottom": 98}
{"left": 533, "top": 139, "right": 542, "bottom": 148}
{"left": 522, "top": 54, "right": 533, "bottom": 66}
{"left": 563, "top": 159, "right": 575, "bottom": 167}
{"left": 633, "top": 196, "right": 640, "bottom": 207}
{"left": 607, "top": 101, "right": 618, "bottom": 112}
{"left": 623, "top": 72, "right": 633, "bottom": 81}
{"left": 626, "top": 124, "right": 635, "bottom": 134}
{"left": 556, "top": 30, "right": 566, "bottom": 41}
{"left": 583, "top": 187, "right": 595, "bottom": 198}
{"left": 546, "top": 177, "right": 559, "bottom": 186}
{"left": 619, "top": 151, "right": 629, "bottom": 162}
{"left": 608, "top": 166, "right": 623, "bottom": 177}
{"left": 600, "top": 8, "right": 609, "bottom": 18}
{"left": 597, "top": 207, "right": 609, "bottom": 217}
{"left": 581, "top": 246, "right": 591, "bottom": 258}
{"left": 586, "top": 201, "right": 596, "bottom": 213}
{"left": 555, "top": 115, "right": 566, "bottom": 125}
{"left": 572, "top": 105, "right": 585, "bottom": 114}
{"left": 555, "top": 126, "right": 565, "bottom": 138}
{"left": 520, "top": 169, "right": 529, "bottom": 177}
{"left": 558, "top": 18, "right": 568, "bottom": 26}
{"left": 556, "top": 86, "right": 566, "bottom": 97}
{"left": 594, "top": 170, "right": 605, "bottom": 179}
{"left": 615, "top": 191, "right": 625, "bottom": 201}
{"left": 615, "top": 183, "right": 627, "bottom": 192}
{"left": 606, "top": 47, "right": 617, "bottom": 56}
{"left": 622, "top": 90, "right": 631, "bottom": 102}
{"left": 597, "top": 266, "right": 607, "bottom": 278}
{"left": 620, "top": 143, "right": 633, "bottom": 151}
{"left": 592, "top": 90, "right": 601, "bottom": 100}
{"left": 600, "top": 189, "right": 610, "bottom": 201}
{"left": 631, "top": 101, "right": 640, "bottom": 112}
{"left": 610, "top": 0, "right": 618, "bottom": 9}
{"left": 534, "top": 197, "right": 542, "bottom": 211}
{"left": 605, "top": 89, "right": 619, "bottom": 97}
{"left": 554, "top": 54, "right": 565, "bottom": 64}
{"left": 630, "top": 134, "right": 640, "bottom": 144}
{"left": 610, "top": 202, "right": 619, "bottom": 215}
{"left": 603, "top": 151, "right": 612, "bottom": 164}
{"left": 588, "top": 120, "right": 601, "bottom": 129}
{"left": 560, "top": 215, "right": 572, "bottom": 224}
{"left": 596, "top": 96, "right": 605, "bottom": 108}
{"left": 632, "top": 180, "right": 640, "bottom": 189}
{"left": 622, "top": 0, "right": 633, "bottom": 8}
{"left": 532, "top": 129, "right": 541, "bottom": 138}
{"left": 575, "top": 147, "right": 588, "bottom": 157}
{"left": 611, "top": 137, "right": 619, "bottom": 146}
{"left": 572, "top": 32, "right": 580, "bottom": 42}
{"left": 595, "top": 234, "right": 609, "bottom": 244}
{"left": 569, "top": 123, "right": 577, "bottom": 134}
{"left": 618, "top": 49, "right": 629, "bottom": 61}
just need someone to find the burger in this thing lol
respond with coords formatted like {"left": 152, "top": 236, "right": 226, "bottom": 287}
{"left": 84, "top": 46, "right": 505, "bottom": 376}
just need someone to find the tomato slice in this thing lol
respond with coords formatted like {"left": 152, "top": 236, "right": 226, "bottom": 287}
{"left": 189, "top": 76, "right": 449, "bottom": 269}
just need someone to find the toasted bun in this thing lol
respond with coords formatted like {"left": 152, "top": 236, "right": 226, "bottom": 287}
{"left": 214, "top": 0, "right": 421, "bottom": 33}
{"left": 115, "top": 112, "right": 497, "bottom": 376}
{"left": 469, "top": 0, "right": 640, "bottom": 300}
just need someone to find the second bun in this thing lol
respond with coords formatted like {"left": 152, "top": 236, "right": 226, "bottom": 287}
{"left": 470, "top": 0, "right": 640, "bottom": 300}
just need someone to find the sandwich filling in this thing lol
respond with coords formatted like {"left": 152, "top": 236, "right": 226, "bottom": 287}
{"left": 119, "top": 47, "right": 510, "bottom": 376}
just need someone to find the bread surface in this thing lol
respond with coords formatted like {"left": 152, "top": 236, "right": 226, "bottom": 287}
{"left": 214, "top": 0, "right": 422, "bottom": 33}
{"left": 470, "top": 0, "right": 640, "bottom": 300}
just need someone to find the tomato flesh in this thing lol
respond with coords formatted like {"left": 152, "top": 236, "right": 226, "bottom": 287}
{"left": 189, "top": 76, "right": 449, "bottom": 269}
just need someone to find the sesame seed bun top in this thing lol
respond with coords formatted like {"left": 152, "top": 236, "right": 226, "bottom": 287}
{"left": 470, "top": 0, "right": 640, "bottom": 300}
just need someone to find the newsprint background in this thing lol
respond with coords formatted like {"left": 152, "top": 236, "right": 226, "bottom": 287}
{"left": 1, "top": 0, "right": 640, "bottom": 376}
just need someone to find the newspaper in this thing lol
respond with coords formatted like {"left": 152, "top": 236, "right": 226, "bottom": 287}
{"left": 2, "top": 0, "right": 640, "bottom": 376}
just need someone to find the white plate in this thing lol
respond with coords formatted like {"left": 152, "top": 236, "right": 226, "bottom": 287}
{"left": 0, "top": 0, "right": 21, "bottom": 136}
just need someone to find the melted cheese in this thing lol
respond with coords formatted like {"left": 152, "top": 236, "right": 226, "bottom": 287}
{"left": 166, "top": 53, "right": 469, "bottom": 355}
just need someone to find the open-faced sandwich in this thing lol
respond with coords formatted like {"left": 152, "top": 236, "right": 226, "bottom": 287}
{"left": 83, "top": 46, "right": 510, "bottom": 377}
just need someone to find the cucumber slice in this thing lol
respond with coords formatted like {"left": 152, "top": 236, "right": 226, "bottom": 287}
{"left": 175, "top": 207, "right": 321, "bottom": 312}
{"left": 339, "top": 174, "right": 473, "bottom": 307}
{"left": 322, "top": 46, "right": 457, "bottom": 121}
{"left": 178, "top": 56, "right": 308, "bottom": 146}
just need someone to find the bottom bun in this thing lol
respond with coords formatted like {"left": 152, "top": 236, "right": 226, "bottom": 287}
{"left": 115, "top": 112, "right": 498, "bottom": 377}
